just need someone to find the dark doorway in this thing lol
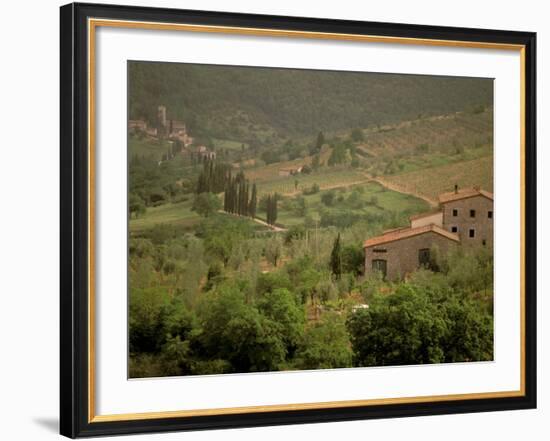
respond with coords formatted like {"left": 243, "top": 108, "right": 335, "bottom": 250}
{"left": 418, "top": 248, "right": 431, "bottom": 267}
{"left": 372, "top": 259, "right": 387, "bottom": 278}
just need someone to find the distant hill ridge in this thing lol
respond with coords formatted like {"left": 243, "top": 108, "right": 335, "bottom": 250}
{"left": 129, "top": 62, "right": 493, "bottom": 140}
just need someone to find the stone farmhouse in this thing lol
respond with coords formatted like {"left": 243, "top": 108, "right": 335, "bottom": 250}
{"left": 364, "top": 186, "right": 493, "bottom": 280}
{"left": 278, "top": 166, "right": 303, "bottom": 177}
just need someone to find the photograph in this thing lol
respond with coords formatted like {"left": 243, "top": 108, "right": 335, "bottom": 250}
{"left": 127, "top": 62, "right": 495, "bottom": 378}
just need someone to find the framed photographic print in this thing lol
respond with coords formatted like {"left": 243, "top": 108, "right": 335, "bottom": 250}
{"left": 60, "top": 2, "right": 537, "bottom": 438}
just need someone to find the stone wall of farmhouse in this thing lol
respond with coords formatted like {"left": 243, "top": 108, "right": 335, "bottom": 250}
{"left": 364, "top": 231, "right": 458, "bottom": 281}
{"left": 442, "top": 195, "right": 493, "bottom": 247}
{"left": 410, "top": 212, "right": 443, "bottom": 229}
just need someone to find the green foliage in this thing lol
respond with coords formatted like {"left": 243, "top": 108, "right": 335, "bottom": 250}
{"left": 302, "top": 183, "right": 320, "bottom": 195}
{"left": 129, "top": 193, "right": 147, "bottom": 218}
{"left": 320, "top": 210, "right": 362, "bottom": 228}
{"left": 328, "top": 144, "right": 348, "bottom": 166}
{"left": 257, "top": 288, "right": 305, "bottom": 352}
{"left": 265, "top": 194, "right": 278, "bottom": 225}
{"left": 346, "top": 190, "right": 364, "bottom": 209}
{"left": 223, "top": 170, "right": 254, "bottom": 217}
{"left": 129, "top": 62, "right": 493, "bottom": 138}
{"left": 256, "top": 271, "right": 292, "bottom": 296}
{"left": 196, "top": 159, "right": 231, "bottom": 194}
{"left": 341, "top": 244, "right": 364, "bottom": 276}
{"left": 249, "top": 183, "right": 258, "bottom": 218}
{"left": 196, "top": 286, "right": 287, "bottom": 373}
{"left": 315, "top": 131, "right": 325, "bottom": 150}
{"left": 129, "top": 287, "right": 195, "bottom": 355}
{"left": 129, "top": 152, "right": 192, "bottom": 207}
{"left": 321, "top": 190, "right": 336, "bottom": 207}
{"left": 295, "top": 312, "right": 353, "bottom": 370}
{"left": 347, "top": 284, "right": 448, "bottom": 366}
{"left": 330, "top": 233, "right": 343, "bottom": 279}
{"left": 285, "top": 256, "right": 323, "bottom": 304}
{"left": 358, "top": 271, "right": 385, "bottom": 303}
{"left": 197, "top": 216, "right": 253, "bottom": 266}
{"left": 347, "top": 275, "right": 493, "bottom": 366}
{"left": 284, "top": 225, "right": 306, "bottom": 244}
{"left": 265, "top": 236, "right": 283, "bottom": 267}
{"left": 192, "top": 192, "right": 221, "bottom": 217}
{"left": 129, "top": 287, "right": 170, "bottom": 354}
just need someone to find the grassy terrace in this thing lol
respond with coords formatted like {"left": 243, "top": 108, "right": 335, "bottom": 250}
{"left": 383, "top": 155, "right": 494, "bottom": 201}
{"left": 129, "top": 198, "right": 200, "bottom": 232}
{"left": 130, "top": 198, "right": 270, "bottom": 233}
{"left": 256, "top": 168, "right": 369, "bottom": 196}
{"left": 275, "top": 181, "right": 430, "bottom": 228}
{"left": 129, "top": 136, "right": 173, "bottom": 160}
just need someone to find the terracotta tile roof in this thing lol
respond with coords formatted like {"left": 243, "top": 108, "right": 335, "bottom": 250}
{"left": 439, "top": 187, "right": 493, "bottom": 204}
{"left": 382, "top": 226, "right": 409, "bottom": 234}
{"left": 409, "top": 210, "right": 442, "bottom": 221}
{"left": 363, "top": 224, "right": 459, "bottom": 248}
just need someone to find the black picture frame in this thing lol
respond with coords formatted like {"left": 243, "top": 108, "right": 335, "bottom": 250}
{"left": 60, "top": 2, "right": 537, "bottom": 438}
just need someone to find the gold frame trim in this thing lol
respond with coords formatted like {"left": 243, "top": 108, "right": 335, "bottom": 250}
{"left": 87, "top": 18, "right": 527, "bottom": 423}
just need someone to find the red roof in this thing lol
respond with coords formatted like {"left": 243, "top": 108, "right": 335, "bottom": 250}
{"left": 363, "top": 224, "right": 459, "bottom": 248}
{"left": 439, "top": 188, "right": 493, "bottom": 204}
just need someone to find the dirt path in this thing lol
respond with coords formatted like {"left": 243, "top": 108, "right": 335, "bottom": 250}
{"left": 276, "top": 172, "right": 436, "bottom": 209}
{"left": 218, "top": 211, "right": 287, "bottom": 232}
{"left": 371, "top": 177, "right": 438, "bottom": 208}
{"left": 282, "top": 178, "right": 372, "bottom": 197}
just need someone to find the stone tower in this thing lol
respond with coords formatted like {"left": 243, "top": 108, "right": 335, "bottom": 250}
{"left": 157, "top": 105, "right": 167, "bottom": 137}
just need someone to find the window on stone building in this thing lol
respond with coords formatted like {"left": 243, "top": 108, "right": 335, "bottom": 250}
{"left": 372, "top": 259, "right": 387, "bottom": 278}
{"left": 469, "top": 228, "right": 475, "bottom": 238}
{"left": 470, "top": 209, "right": 476, "bottom": 218}
{"left": 418, "top": 248, "right": 430, "bottom": 268}
{"left": 452, "top": 208, "right": 458, "bottom": 216}
{"left": 451, "top": 226, "right": 458, "bottom": 233}
{"left": 488, "top": 210, "right": 493, "bottom": 219}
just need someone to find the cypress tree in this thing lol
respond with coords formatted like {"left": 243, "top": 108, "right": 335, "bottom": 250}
{"left": 249, "top": 184, "right": 257, "bottom": 218}
{"left": 266, "top": 195, "right": 272, "bottom": 225}
{"left": 330, "top": 233, "right": 343, "bottom": 279}
{"left": 244, "top": 183, "right": 249, "bottom": 216}
{"left": 271, "top": 195, "right": 278, "bottom": 225}
{"left": 316, "top": 131, "right": 325, "bottom": 151}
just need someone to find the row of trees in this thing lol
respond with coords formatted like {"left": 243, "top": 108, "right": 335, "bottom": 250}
{"left": 223, "top": 171, "right": 258, "bottom": 218}
{"left": 196, "top": 158, "right": 232, "bottom": 194}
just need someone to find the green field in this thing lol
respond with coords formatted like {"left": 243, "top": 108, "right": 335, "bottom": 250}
{"left": 129, "top": 198, "right": 200, "bottom": 231}
{"left": 212, "top": 138, "right": 248, "bottom": 151}
{"left": 275, "top": 181, "right": 430, "bottom": 228}
{"left": 130, "top": 197, "right": 272, "bottom": 233}
{"left": 256, "top": 169, "right": 369, "bottom": 196}
{"left": 129, "top": 136, "right": 172, "bottom": 160}
{"left": 388, "top": 146, "right": 492, "bottom": 175}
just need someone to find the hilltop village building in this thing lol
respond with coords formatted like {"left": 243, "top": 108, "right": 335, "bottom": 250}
{"left": 194, "top": 145, "right": 217, "bottom": 161}
{"left": 130, "top": 106, "right": 222, "bottom": 162}
{"left": 364, "top": 186, "right": 493, "bottom": 280}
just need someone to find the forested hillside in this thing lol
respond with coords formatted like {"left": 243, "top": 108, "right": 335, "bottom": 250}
{"left": 129, "top": 62, "right": 493, "bottom": 141}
